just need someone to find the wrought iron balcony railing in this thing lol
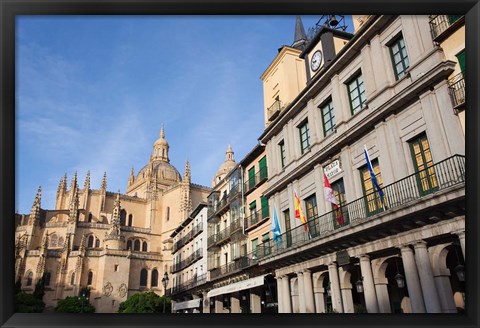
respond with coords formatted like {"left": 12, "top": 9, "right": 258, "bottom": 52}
{"left": 171, "top": 248, "right": 203, "bottom": 273}
{"left": 207, "top": 218, "right": 244, "bottom": 249}
{"left": 429, "top": 15, "right": 463, "bottom": 41}
{"left": 244, "top": 167, "right": 268, "bottom": 195}
{"left": 267, "top": 100, "right": 283, "bottom": 122}
{"left": 172, "top": 222, "right": 204, "bottom": 254}
{"left": 171, "top": 273, "right": 208, "bottom": 295}
{"left": 209, "top": 249, "right": 259, "bottom": 281}
{"left": 257, "top": 155, "right": 465, "bottom": 259}
{"left": 448, "top": 72, "right": 465, "bottom": 111}
{"left": 244, "top": 207, "right": 270, "bottom": 231}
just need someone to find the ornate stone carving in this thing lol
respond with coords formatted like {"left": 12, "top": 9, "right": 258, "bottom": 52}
{"left": 118, "top": 283, "right": 127, "bottom": 298}
{"left": 103, "top": 282, "right": 113, "bottom": 297}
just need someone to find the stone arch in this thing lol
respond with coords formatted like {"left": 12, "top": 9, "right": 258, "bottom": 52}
{"left": 429, "top": 243, "right": 453, "bottom": 276}
{"left": 312, "top": 271, "right": 328, "bottom": 313}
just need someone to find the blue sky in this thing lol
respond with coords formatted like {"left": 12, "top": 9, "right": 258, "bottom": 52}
{"left": 16, "top": 15, "right": 353, "bottom": 214}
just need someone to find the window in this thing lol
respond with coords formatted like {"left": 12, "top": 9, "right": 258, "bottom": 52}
{"left": 456, "top": 49, "right": 465, "bottom": 76}
{"left": 134, "top": 240, "right": 141, "bottom": 251}
{"left": 347, "top": 73, "right": 366, "bottom": 115}
{"left": 70, "top": 272, "right": 75, "bottom": 285}
{"left": 262, "top": 233, "right": 270, "bottom": 256}
{"left": 88, "top": 212, "right": 93, "bottom": 222}
{"left": 127, "top": 240, "right": 132, "bottom": 250}
{"left": 259, "top": 156, "right": 268, "bottom": 181}
{"left": 248, "top": 167, "right": 256, "bottom": 189}
{"left": 252, "top": 238, "right": 258, "bottom": 257}
{"left": 249, "top": 201, "right": 257, "bottom": 224}
{"left": 26, "top": 272, "right": 33, "bottom": 286}
{"left": 140, "top": 269, "right": 148, "bottom": 287}
{"left": 87, "top": 271, "right": 93, "bottom": 285}
{"left": 360, "top": 159, "right": 384, "bottom": 215}
{"left": 44, "top": 272, "right": 51, "bottom": 286}
{"left": 298, "top": 120, "right": 310, "bottom": 154}
{"left": 50, "top": 234, "right": 58, "bottom": 248}
{"left": 151, "top": 269, "right": 158, "bottom": 287}
{"left": 87, "top": 235, "right": 94, "bottom": 248}
{"left": 320, "top": 99, "right": 336, "bottom": 136}
{"left": 279, "top": 140, "right": 286, "bottom": 168}
{"left": 331, "top": 179, "right": 349, "bottom": 228}
{"left": 389, "top": 36, "right": 410, "bottom": 80}
{"left": 58, "top": 237, "right": 64, "bottom": 248}
{"left": 304, "top": 194, "right": 319, "bottom": 236}
{"left": 142, "top": 241, "right": 148, "bottom": 252}
{"left": 114, "top": 265, "right": 119, "bottom": 272}
{"left": 95, "top": 238, "right": 100, "bottom": 248}
{"left": 120, "top": 210, "right": 127, "bottom": 226}
{"left": 409, "top": 133, "right": 438, "bottom": 196}
{"left": 166, "top": 207, "right": 170, "bottom": 221}
{"left": 128, "top": 214, "right": 133, "bottom": 227}
{"left": 283, "top": 209, "right": 292, "bottom": 247}
{"left": 261, "top": 196, "right": 269, "bottom": 219}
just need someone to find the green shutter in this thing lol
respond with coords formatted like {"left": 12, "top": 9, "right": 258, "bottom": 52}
{"left": 248, "top": 167, "right": 255, "bottom": 189}
{"left": 456, "top": 50, "right": 465, "bottom": 76}
{"left": 249, "top": 200, "right": 256, "bottom": 209}
{"left": 448, "top": 15, "right": 462, "bottom": 24}
{"left": 259, "top": 156, "right": 267, "bottom": 180}
{"left": 261, "top": 196, "right": 269, "bottom": 219}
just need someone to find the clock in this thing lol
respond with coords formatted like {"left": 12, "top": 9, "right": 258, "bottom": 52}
{"left": 311, "top": 50, "right": 323, "bottom": 72}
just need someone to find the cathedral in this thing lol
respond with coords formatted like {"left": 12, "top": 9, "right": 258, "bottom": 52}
{"left": 14, "top": 127, "right": 211, "bottom": 312}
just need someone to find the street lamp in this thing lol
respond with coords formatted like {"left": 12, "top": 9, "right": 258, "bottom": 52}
{"left": 161, "top": 272, "right": 169, "bottom": 313}
{"left": 78, "top": 290, "right": 89, "bottom": 313}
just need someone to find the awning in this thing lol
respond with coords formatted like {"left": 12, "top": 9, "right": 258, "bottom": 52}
{"left": 173, "top": 298, "right": 202, "bottom": 311}
{"left": 207, "top": 275, "right": 266, "bottom": 298}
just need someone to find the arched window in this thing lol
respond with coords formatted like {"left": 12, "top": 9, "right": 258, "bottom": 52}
{"left": 26, "top": 272, "right": 33, "bottom": 286}
{"left": 70, "top": 272, "right": 75, "bottom": 285}
{"left": 87, "top": 271, "right": 93, "bottom": 285}
{"left": 120, "top": 210, "right": 127, "bottom": 226}
{"left": 134, "top": 240, "right": 141, "bottom": 251}
{"left": 142, "top": 241, "right": 148, "bottom": 252}
{"left": 88, "top": 212, "right": 93, "bottom": 222}
{"left": 50, "top": 234, "right": 58, "bottom": 248}
{"left": 128, "top": 214, "right": 133, "bottom": 227}
{"left": 44, "top": 272, "right": 51, "bottom": 286}
{"left": 151, "top": 269, "right": 158, "bottom": 287}
{"left": 127, "top": 240, "right": 132, "bottom": 250}
{"left": 140, "top": 269, "right": 148, "bottom": 287}
{"left": 58, "top": 237, "right": 64, "bottom": 248}
{"left": 166, "top": 207, "right": 170, "bottom": 221}
{"left": 87, "top": 235, "right": 94, "bottom": 248}
{"left": 95, "top": 239, "right": 100, "bottom": 248}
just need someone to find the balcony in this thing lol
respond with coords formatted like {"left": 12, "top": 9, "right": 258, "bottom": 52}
{"left": 171, "top": 273, "right": 207, "bottom": 295}
{"left": 244, "top": 207, "right": 270, "bottom": 232}
{"left": 429, "top": 15, "right": 464, "bottom": 42}
{"left": 172, "top": 222, "right": 204, "bottom": 254}
{"left": 209, "top": 250, "right": 259, "bottom": 281}
{"left": 171, "top": 248, "right": 203, "bottom": 273}
{"left": 258, "top": 155, "right": 465, "bottom": 259}
{"left": 448, "top": 72, "right": 465, "bottom": 112}
{"left": 267, "top": 100, "right": 282, "bottom": 122}
{"left": 244, "top": 167, "right": 268, "bottom": 195}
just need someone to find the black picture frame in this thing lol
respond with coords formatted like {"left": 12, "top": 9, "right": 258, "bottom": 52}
{"left": 1, "top": 1, "right": 478, "bottom": 327}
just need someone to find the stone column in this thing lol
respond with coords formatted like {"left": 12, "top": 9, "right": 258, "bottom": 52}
{"left": 434, "top": 274, "right": 457, "bottom": 313}
{"left": 302, "top": 270, "right": 316, "bottom": 313}
{"left": 230, "top": 292, "right": 241, "bottom": 313}
{"left": 276, "top": 276, "right": 284, "bottom": 313}
{"left": 373, "top": 276, "right": 391, "bottom": 313}
{"left": 339, "top": 265, "right": 354, "bottom": 313}
{"left": 328, "top": 262, "right": 343, "bottom": 313}
{"left": 413, "top": 241, "right": 442, "bottom": 313}
{"left": 297, "top": 272, "right": 306, "bottom": 313}
{"left": 281, "top": 275, "right": 292, "bottom": 313}
{"left": 313, "top": 285, "right": 326, "bottom": 313}
{"left": 250, "top": 288, "right": 262, "bottom": 313}
{"left": 202, "top": 292, "right": 210, "bottom": 313}
{"left": 359, "top": 255, "right": 379, "bottom": 313}
{"left": 399, "top": 245, "right": 426, "bottom": 313}
{"left": 455, "top": 231, "right": 466, "bottom": 257}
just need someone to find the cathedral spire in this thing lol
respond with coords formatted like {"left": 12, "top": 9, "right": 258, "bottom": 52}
{"left": 292, "top": 16, "right": 308, "bottom": 50}
{"left": 84, "top": 170, "right": 90, "bottom": 190}
{"left": 160, "top": 124, "right": 165, "bottom": 139}
{"left": 104, "top": 191, "right": 124, "bottom": 244}
{"left": 68, "top": 183, "right": 79, "bottom": 222}
{"left": 28, "top": 186, "right": 42, "bottom": 225}
{"left": 128, "top": 167, "right": 135, "bottom": 186}
{"left": 57, "top": 174, "right": 66, "bottom": 194}
{"left": 69, "top": 172, "right": 78, "bottom": 192}
{"left": 101, "top": 172, "right": 107, "bottom": 192}
{"left": 183, "top": 160, "right": 191, "bottom": 184}
{"left": 152, "top": 124, "right": 170, "bottom": 163}
{"left": 226, "top": 144, "right": 235, "bottom": 162}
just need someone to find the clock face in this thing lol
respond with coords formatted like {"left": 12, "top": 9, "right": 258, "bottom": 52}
{"left": 311, "top": 50, "right": 323, "bottom": 72}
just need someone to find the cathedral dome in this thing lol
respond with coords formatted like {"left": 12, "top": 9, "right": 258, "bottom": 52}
{"left": 137, "top": 160, "right": 181, "bottom": 183}
{"left": 212, "top": 144, "right": 236, "bottom": 186}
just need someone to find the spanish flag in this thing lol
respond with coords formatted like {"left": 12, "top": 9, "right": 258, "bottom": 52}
{"left": 293, "top": 189, "right": 308, "bottom": 231}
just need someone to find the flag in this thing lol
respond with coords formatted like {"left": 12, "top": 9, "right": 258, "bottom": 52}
{"left": 271, "top": 207, "right": 282, "bottom": 246}
{"left": 293, "top": 189, "right": 308, "bottom": 231}
{"left": 324, "top": 173, "right": 344, "bottom": 225}
{"left": 364, "top": 145, "right": 385, "bottom": 205}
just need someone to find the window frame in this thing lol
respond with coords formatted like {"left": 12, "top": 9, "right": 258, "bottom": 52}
{"left": 319, "top": 98, "right": 336, "bottom": 136}
{"left": 346, "top": 72, "right": 366, "bottom": 115}
{"left": 388, "top": 34, "right": 410, "bottom": 80}
{"left": 279, "top": 140, "right": 286, "bottom": 169}
{"left": 298, "top": 119, "right": 311, "bottom": 155}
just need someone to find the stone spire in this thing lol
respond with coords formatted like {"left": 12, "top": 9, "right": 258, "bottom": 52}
{"left": 28, "top": 186, "right": 42, "bottom": 225}
{"left": 57, "top": 173, "right": 67, "bottom": 195}
{"left": 183, "top": 160, "right": 191, "bottom": 184}
{"left": 69, "top": 172, "right": 78, "bottom": 193}
{"left": 101, "top": 172, "right": 107, "bottom": 192}
{"left": 68, "top": 184, "right": 79, "bottom": 222}
{"left": 84, "top": 171, "right": 90, "bottom": 190}
{"left": 128, "top": 167, "right": 135, "bottom": 186}
{"left": 292, "top": 16, "right": 308, "bottom": 50}
{"left": 226, "top": 144, "right": 235, "bottom": 162}
{"left": 104, "top": 191, "right": 125, "bottom": 245}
